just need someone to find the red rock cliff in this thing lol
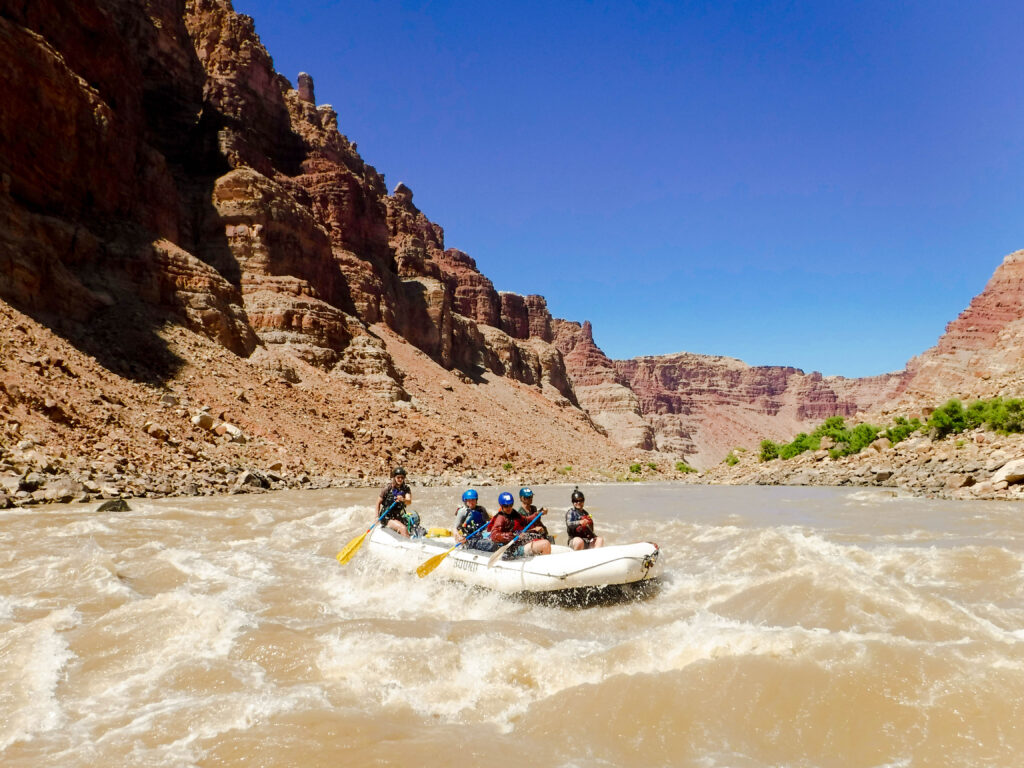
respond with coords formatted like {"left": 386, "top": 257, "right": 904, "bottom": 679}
{"left": 2, "top": 0, "right": 1018, "bottom": 481}
{"left": 902, "top": 250, "right": 1024, "bottom": 403}
{"left": 613, "top": 353, "right": 906, "bottom": 467}
{"left": 0, "top": 0, "right": 581, "bottom": 409}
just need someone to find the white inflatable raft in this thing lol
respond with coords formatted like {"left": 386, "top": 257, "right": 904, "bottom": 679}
{"left": 364, "top": 526, "right": 663, "bottom": 597}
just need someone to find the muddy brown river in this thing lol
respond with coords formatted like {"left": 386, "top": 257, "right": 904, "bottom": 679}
{"left": 2, "top": 483, "right": 1022, "bottom": 766}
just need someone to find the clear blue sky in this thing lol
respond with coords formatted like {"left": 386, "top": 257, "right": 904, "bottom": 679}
{"left": 232, "top": 0, "right": 1023, "bottom": 377}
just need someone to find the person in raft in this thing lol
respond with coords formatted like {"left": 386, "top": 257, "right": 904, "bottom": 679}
{"left": 453, "top": 488, "right": 496, "bottom": 550}
{"left": 565, "top": 487, "right": 604, "bottom": 550}
{"left": 376, "top": 466, "right": 417, "bottom": 537}
{"left": 517, "top": 486, "right": 554, "bottom": 544}
{"left": 490, "top": 491, "right": 552, "bottom": 558}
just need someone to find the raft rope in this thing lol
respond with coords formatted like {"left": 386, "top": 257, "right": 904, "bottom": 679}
{"left": 378, "top": 528, "right": 660, "bottom": 581}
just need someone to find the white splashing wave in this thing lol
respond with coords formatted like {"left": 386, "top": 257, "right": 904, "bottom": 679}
{"left": 0, "top": 607, "right": 79, "bottom": 750}
{"left": 70, "top": 590, "right": 254, "bottom": 705}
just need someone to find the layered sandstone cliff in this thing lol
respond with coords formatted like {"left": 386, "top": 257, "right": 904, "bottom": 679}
{"left": 0, "top": 0, "right": 640, "bottom": 493}
{"left": 552, "top": 320, "right": 655, "bottom": 451}
{"left": 613, "top": 353, "right": 906, "bottom": 468}
{"left": 0, "top": 0, "right": 584, "bottom": 410}
{"left": 3, "top": 0, "right": 1022, "bottom": 496}
{"left": 901, "top": 250, "right": 1024, "bottom": 404}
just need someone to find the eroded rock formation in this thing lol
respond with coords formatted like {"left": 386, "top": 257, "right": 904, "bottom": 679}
{"left": 3, "top": 0, "right": 1022, "bottom": 491}
{"left": 553, "top": 320, "right": 655, "bottom": 450}
{"left": 902, "top": 250, "right": 1024, "bottom": 403}
{"left": 0, "top": 0, "right": 583, "bottom": 413}
{"left": 613, "top": 353, "right": 906, "bottom": 468}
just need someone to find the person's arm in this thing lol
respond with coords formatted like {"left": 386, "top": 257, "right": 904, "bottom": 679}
{"left": 527, "top": 511, "right": 547, "bottom": 534}
{"left": 489, "top": 514, "right": 516, "bottom": 544}
{"left": 565, "top": 508, "right": 580, "bottom": 538}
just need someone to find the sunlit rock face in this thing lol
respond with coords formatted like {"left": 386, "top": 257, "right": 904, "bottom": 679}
{"left": 901, "top": 250, "right": 1024, "bottom": 404}
{"left": 5, "top": 0, "right": 1020, "bottom": 477}
{"left": 552, "top": 320, "right": 655, "bottom": 451}
{"left": 0, "top": 0, "right": 587, "bottom": 408}
{"left": 613, "top": 353, "right": 906, "bottom": 468}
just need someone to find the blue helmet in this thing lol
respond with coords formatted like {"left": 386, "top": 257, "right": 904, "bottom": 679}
{"left": 498, "top": 492, "right": 514, "bottom": 507}
{"left": 519, "top": 486, "right": 534, "bottom": 499}
{"left": 462, "top": 488, "right": 478, "bottom": 502}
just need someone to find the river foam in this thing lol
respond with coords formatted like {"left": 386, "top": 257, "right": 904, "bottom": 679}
{"left": 2, "top": 484, "right": 1023, "bottom": 767}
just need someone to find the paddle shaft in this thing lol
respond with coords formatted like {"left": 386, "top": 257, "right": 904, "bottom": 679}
{"left": 487, "top": 509, "right": 544, "bottom": 567}
{"left": 368, "top": 498, "right": 402, "bottom": 533}
{"left": 415, "top": 518, "right": 492, "bottom": 578}
{"left": 336, "top": 499, "right": 402, "bottom": 565}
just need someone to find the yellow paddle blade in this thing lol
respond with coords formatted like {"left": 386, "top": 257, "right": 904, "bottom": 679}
{"left": 336, "top": 530, "right": 369, "bottom": 565}
{"left": 416, "top": 545, "right": 457, "bottom": 578}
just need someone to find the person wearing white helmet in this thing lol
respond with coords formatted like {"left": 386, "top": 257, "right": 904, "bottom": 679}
{"left": 490, "top": 491, "right": 551, "bottom": 558}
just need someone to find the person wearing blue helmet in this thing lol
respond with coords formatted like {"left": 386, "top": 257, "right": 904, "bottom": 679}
{"left": 490, "top": 491, "right": 551, "bottom": 558}
{"left": 453, "top": 488, "right": 491, "bottom": 548}
{"left": 517, "top": 486, "right": 553, "bottom": 544}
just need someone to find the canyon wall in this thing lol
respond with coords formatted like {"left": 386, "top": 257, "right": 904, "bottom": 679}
{"left": 613, "top": 353, "right": 907, "bottom": 468}
{"left": 900, "top": 249, "right": 1024, "bottom": 405}
{"left": 577, "top": 250, "right": 1024, "bottom": 468}
{"left": 0, "top": 0, "right": 580, "bottom": 410}
{"left": 2, "top": 0, "right": 1021, "bottom": 484}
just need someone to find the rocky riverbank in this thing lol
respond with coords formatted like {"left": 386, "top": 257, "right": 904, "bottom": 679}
{"left": 0, "top": 301, "right": 680, "bottom": 510}
{"left": 689, "top": 429, "right": 1024, "bottom": 501}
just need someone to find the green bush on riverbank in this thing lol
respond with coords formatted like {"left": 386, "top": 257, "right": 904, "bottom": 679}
{"left": 926, "top": 397, "right": 1024, "bottom": 437}
{"left": 757, "top": 397, "right": 1024, "bottom": 463}
{"left": 759, "top": 416, "right": 893, "bottom": 462}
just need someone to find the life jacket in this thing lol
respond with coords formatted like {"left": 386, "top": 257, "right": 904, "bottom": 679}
{"left": 400, "top": 508, "right": 424, "bottom": 537}
{"left": 457, "top": 505, "right": 489, "bottom": 537}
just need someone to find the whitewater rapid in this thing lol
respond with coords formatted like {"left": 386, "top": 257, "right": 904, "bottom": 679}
{"left": 2, "top": 484, "right": 1023, "bottom": 766}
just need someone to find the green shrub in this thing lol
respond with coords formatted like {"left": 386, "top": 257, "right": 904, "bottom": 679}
{"left": 848, "top": 422, "right": 881, "bottom": 453}
{"left": 629, "top": 462, "right": 641, "bottom": 474}
{"left": 779, "top": 432, "right": 814, "bottom": 459}
{"left": 922, "top": 396, "right": 1024, "bottom": 436}
{"left": 723, "top": 452, "right": 739, "bottom": 466}
{"left": 646, "top": 462, "right": 658, "bottom": 471}
{"left": 816, "top": 416, "right": 849, "bottom": 444}
{"left": 760, "top": 396, "right": 1024, "bottom": 465}
{"left": 987, "top": 398, "right": 1024, "bottom": 433}
{"left": 927, "top": 399, "right": 966, "bottom": 438}
{"left": 675, "top": 461, "right": 697, "bottom": 473}
{"left": 502, "top": 462, "right": 513, "bottom": 471}
{"left": 884, "top": 416, "right": 922, "bottom": 445}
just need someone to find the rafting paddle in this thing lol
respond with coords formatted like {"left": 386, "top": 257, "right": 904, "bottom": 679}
{"left": 486, "top": 510, "right": 544, "bottom": 567}
{"left": 336, "top": 500, "right": 401, "bottom": 565}
{"left": 415, "top": 519, "right": 491, "bottom": 578}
